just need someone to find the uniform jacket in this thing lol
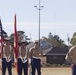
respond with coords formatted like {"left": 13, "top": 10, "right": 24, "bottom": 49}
{"left": 65, "top": 45, "right": 76, "bottom": 64}
{"left": 2, "top": 45, "right": 14, "bottom": 59}
{"left": 29, "top": 47, "right": 43, "bottom": 59}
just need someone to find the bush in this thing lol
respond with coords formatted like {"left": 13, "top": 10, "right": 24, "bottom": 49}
{"left": 41, "top": 63, "right": 71, "bottom": 67}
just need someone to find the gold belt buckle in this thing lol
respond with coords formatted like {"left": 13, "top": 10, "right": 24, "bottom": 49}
{"left": 22, "top": 57, "right": 25, "bottom": 61}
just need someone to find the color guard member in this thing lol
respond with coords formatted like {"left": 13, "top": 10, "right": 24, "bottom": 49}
{"left": 29, "top": 41, "right": 43, "bottom": 75}
{"left": 65, "top": 45, "right": 76, "bottom": 75}
{"left": 2, "top": 37, "right": 14, "bottom": 75}
{"left": 17, "top": 40, "right": 28, "bottom": 75}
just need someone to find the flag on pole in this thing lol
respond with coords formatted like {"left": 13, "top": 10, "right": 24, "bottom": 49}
{"left": 0, "top": 18, "right": 4, "bottom": 58}
{"left": 14, "top": 14, "right": 18, "bottom": 73}
{"left": 14, "top": 14, "right": 18, "bottom": 59}
{"left": 0, "top": 18, "right": 4, "bottom": 70}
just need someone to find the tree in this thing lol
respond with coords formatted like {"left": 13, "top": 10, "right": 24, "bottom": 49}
{"left": 10, "top": 30, "right": 30, "bottom": 44}
{"left": 3, "top": 30, "right": 8, "bottom": 37}
{"left": 70, "top": 32, "right": 76, "bottom": 46}
{"left": 46, "top": 33, "right": 64, "bottom": 47}
{"left": 53, "top": 35, "right": 60, "bottom": 40}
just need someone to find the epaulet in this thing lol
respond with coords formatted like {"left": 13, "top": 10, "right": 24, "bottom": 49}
{"left": 29, "top": 46, "right": 35, "bottom": 51}
{"left": 69, "top": 45, "right": 76, "bottom": 51}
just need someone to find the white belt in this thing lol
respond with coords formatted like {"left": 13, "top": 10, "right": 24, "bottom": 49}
{"left": 3, "top": 57, "right": 11, "bottom": 62}
{"left": 22, "top": 58, "right": 27, "bottom": 63}
{"left": 32, "top": 56, "right": 40, "bottom": 59}
{"left": 6, "top": 58, "right": 11, "bottom": 62}
{"left": 19, "top": 56, "right": 27, "bottom": 63}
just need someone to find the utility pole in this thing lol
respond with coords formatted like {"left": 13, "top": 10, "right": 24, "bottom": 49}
{"left": 34, "top": 0, "right": 44, "bottom": 47}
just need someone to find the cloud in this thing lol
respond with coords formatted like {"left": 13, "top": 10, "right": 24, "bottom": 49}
{"left": 3, "top": 22, "right": 76, "bottom": 30}
{"left": 2, "top": 22, "right": 76, "bottom": 43}
{"left": 2, "top": 21, "right": 76, "bottom": 38}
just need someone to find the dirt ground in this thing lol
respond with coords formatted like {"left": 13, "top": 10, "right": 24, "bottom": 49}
{"left": 0, "top": 67, "right": 72, "bottom": 75}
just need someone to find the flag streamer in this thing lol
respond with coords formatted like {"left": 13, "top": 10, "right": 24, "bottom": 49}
{"left": 14, "top": 14, "right": 18, "bottom": 74}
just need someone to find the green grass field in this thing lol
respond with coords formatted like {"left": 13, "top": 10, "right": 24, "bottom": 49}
{"left": 41, "top": 67, "right": 71, "bottom": 75}
{"left": 0, "top": 67, "right": 72, "bottom": 75}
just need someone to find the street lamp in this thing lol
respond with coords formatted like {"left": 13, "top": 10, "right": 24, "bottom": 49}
{"left": 34, "top": 0, "right": 44, "bottom": 47}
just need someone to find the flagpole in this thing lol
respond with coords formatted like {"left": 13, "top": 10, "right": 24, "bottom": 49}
{"left": 14, "top": 14, "right": 18, "bottom": 74}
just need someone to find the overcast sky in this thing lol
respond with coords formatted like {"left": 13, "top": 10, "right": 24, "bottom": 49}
{"left": 0, "top": 0, "right": 76, "bottom": 44}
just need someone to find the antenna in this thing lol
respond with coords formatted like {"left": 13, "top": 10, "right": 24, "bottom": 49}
{"left": 54, "top": 12, "right": 56, "bottom": 36}
{"left": 67, "top": 33, "right": 70, "bottom": 46}
{"left": 29, "top": 33, "right": 32, "bottom": 42}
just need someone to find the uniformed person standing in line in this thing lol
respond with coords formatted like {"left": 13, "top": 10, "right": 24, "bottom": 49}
{"left": 65, "top": 45, "right": 76, "bottom": 75}
{"left": 29, "top": 41, "right": 43, "bottom": 75}
{"left": 17, "top": 40, "right": 28, "bottom": 75}
{"left": 2, "top": 37, "right": 14, "bottom": 75}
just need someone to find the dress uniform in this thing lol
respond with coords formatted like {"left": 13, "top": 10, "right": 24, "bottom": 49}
{"left": 29, "top": 41, "right": 43, "bottom": 75}
{"left": 65, "top": 45, "right": 76, "bottom": 75}
{"left": 18, "top": 40, "right": 28, "bottom": 75}
{"left": 2, "top": 37, "right": 14, "bottom": 75}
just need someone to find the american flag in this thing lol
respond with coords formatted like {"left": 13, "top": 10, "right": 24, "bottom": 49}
{"left": 0, "top": 18, "right": 3, "bottom": 55}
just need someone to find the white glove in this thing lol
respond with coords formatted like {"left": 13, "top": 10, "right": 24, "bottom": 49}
{"left": 29, "top": 58, "right": 31, "bottom": 64}
{"left": 22, "top": 59, "right": 27, "bottom": 63}
{"left": 43, "top": 53, "right": 45, "bottom": 55}
{"left": 6, "top": 58, "right": 11, "bottom": 62}
{"left": 14, "top": 59, "right": 17, "bottom": 63}
{"left": 21, "top": 58, "right": 27, "bottom": 63}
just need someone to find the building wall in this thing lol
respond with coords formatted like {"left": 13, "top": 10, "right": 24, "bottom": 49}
{"left": 47, "top": 55, "right": 65, "bottom": 64}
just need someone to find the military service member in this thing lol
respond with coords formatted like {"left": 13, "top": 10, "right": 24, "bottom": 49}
{"left": 65, "top": 45, "right": 76, "bottom": 75}
{"left": 29, "top": 41, "right": 43, "bottom": 75}
{"left": 2, "top": 37, "right": 14, "bottom": 75}
{"left": 17, "top": 40, "right": 28, "bottom": 75}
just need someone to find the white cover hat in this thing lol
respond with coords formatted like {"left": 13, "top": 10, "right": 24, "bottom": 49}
{"left": 4, "top": 37, "right": 10, "bottom": 41}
